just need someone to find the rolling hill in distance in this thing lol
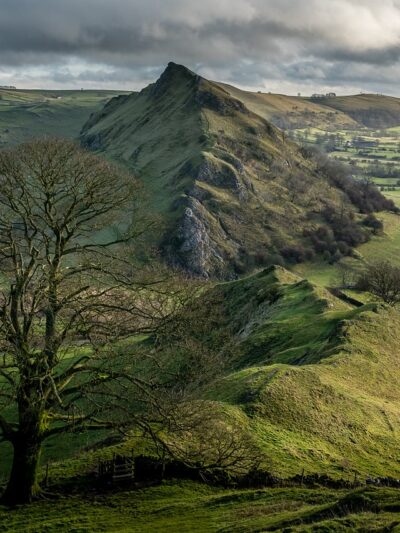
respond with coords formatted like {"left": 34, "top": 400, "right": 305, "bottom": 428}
{"left": 2, "top": 77, "right": 400, "bottom": 144}
{"left": 219, "top": 84, "right": 400, "bottom": 130}
{"left": 0, "top": 88, "right": 128, "bottom": 146}
{"left": 217, "top": 83, "right": 359, "bottom": 130}
{"left": 308, "top": 93, "right": 400, "bottom": 129}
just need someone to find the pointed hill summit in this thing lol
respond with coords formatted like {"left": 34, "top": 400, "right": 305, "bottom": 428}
{"left": 81, "top": 63, "right": 395, "bottom": 278}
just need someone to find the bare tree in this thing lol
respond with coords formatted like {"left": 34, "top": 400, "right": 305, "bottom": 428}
{"left": 357, "top": 260, "right": 400, "bottom": 305}
{"left": 334, "top": 262, "right": 358, "bottom": 289}
{"left": 0, "top": 139, "right": 217, "bottom": 505}
{"left": 156, "top": 403, "right": 262, "bottom": 482}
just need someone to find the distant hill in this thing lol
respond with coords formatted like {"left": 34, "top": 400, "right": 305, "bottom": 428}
{"left": 81, "top": 63, "right": 393, "bottom": 278}
{"left": 217, "top": 83, "right": 358, "bottom": 130}
{"left": 219, "top": 85, "right": 400, "bottom": 130}
{"left": 309, "top": 94, "right": 400, "bottom": 129}
{"left": 0, "top": 89, "right": 128, "bottom": 146}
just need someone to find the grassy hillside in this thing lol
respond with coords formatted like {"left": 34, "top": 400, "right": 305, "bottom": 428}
{"left": 81, "top": 63, "right": 391, "bottom": 278}
{"left": 3, "top": 266, "right": 399, "bottom": 481}
{"left": 205, "top": 266, "right": 400, "bottom": 478}
{"left": 2, "top": 266, "right": 400, "bottom": 530}
{"left": 82, "top": 66, "right": 204, "bottom": 221}
{"left": 0, "top": 89, "right": 128, "bottom": 145}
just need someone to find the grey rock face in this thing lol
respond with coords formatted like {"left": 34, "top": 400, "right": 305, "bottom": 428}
{"left": 197, "top": 158, "right": 242, "bottom": 191}
{"left": 178, "top": 199, "right": 211, "bottom": 277}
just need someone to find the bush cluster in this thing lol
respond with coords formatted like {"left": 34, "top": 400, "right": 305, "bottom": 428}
{"left": 301, "top": 146, "right": 398, "bottom": 213}
{"left": 280, "top": 245, "right": 315, "bottom": 264}
{"left": 304, "top": 206, "right": 369, "bottom": 263}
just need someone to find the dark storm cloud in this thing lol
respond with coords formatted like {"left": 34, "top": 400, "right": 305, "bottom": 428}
{"left": 1, "top": 0, "right": 400, "bottom": 93}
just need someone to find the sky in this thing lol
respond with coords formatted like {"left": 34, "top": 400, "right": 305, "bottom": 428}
{"left": 1, "top": 0, "right": 400, "bottom": 95}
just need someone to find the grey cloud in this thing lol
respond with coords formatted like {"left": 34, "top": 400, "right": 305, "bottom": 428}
{"left": 0, "top": 0, "right": 400, "bottom": 93}
{"left": 319, "top": 45, "right": 400, "bottom": 66}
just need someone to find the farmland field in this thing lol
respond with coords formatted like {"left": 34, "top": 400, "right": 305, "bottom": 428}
{"left": 291, "top": 126, "right": 400, "bottom": 186}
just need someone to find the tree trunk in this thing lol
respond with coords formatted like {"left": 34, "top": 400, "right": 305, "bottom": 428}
{"left": 1, "top": 398, "right": 44, "bottom": 507}
{"left": 1, "top": 433, "right": 42, "bottom": 505}
{"left": 1, "top": 432, "right": 43, "bottom": 505}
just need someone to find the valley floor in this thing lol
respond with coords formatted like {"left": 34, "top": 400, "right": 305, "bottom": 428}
{"left": 0, "top": 481, "right": 399, "bottom": 532}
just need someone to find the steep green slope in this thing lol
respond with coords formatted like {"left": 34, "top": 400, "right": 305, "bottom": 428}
{"left": 0, "top": 89, "right": 128, "bottom": 145}
{"left": 1, "top": 266, "right": 399, "bottom": 530}
{"left": 82, "top": 66, "right": 204, "bottom": 220}
{"left": 81, "top": 63, "right": 388, "bottom": 278}
{"left": 206, "top": 266, "right": 400, "bottom": 477}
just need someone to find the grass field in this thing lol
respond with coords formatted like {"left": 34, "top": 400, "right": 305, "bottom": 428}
{"left": 1, "top": 422, "right": 400, "bottom": 532}
{"left": 382, "top": 189, "right": 400, "bottom": 206}
{"left": 1, "top": 481, "right": 400, "bottom": 532}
